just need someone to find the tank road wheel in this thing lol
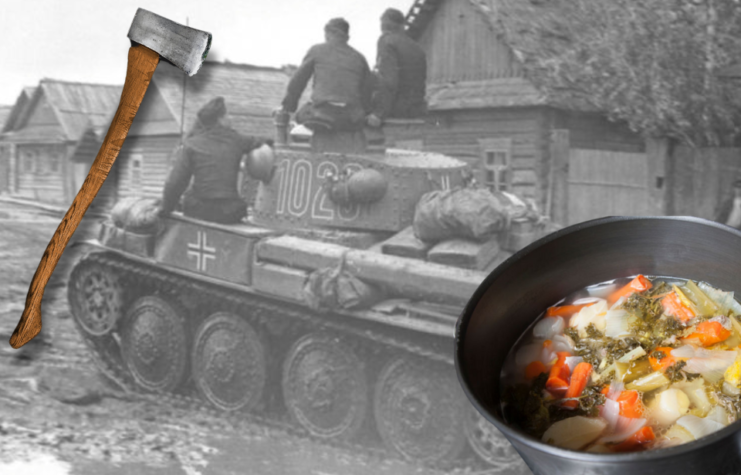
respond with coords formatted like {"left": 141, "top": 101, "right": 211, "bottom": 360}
{"left": 282, "top": 333, "right": 368, "bottom": 440}
{"left": 373, "top": 357, "right": 466, "bottom": 465}
{"left": 192, "top": 313, "right": 267, "bottom": 411}
{"left": 67, "top": 259, "right": 124, "bottom": 336}
{"left": 121, "top": 296, "right": 188, "bottom": 393}
{"left": 465, "top": 408, "right": 525, "bottom": 471}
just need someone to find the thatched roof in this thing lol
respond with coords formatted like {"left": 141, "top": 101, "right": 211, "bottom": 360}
{"left": 406, "top": 0, "right": 596, "bottom": 111}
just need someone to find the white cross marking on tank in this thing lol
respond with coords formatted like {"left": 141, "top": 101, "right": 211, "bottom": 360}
{"left": 187, "top": 230, "right": 216, "bottom": 272}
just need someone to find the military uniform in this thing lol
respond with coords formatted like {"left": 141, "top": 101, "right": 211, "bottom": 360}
{"left": 372, "top": 30, "right": 427, "bottom": 119}
{"left": 160, "top": 98, "right": 265, "bottom": 224}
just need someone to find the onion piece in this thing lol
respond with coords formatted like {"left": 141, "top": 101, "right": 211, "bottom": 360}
{"left": 565, "top": 356, "right": 584, "bottom": 373}
{"left": 551, "top": 334, "right": 575, "bottom": 353}
{"left": 682, "top": 350, "right": 738, "bottom": 384}
{"left": 533, "top": 316, "right": 565, "bottom": 340}
{"left": 606, "top": 381, "right": 625, "bottom": 401}
{"left": 599, "top": 398, "right": 621, "bottom": 431}
{"left": 516, "top": 342, "right": 544, "bottom": 367}
{"left": 676, "top": 415, "right": 725, "bottom": 440}
{"left": 617, "top": 347, "right": 646, "bottom": 364}
{"left": 598, "top": 417, "right": 646, "bottom": 444}
{"left": 604, "top": 310, "right": 632, "bottom": 339}
{"left": 672, "top": 379, "right": 713, "bottom": 416}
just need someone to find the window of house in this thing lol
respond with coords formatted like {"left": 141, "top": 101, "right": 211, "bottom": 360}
{"left": 130, "top": 153, "right": 143, "bottom": 195}
{"left": 49, "top": 153, "right": 61, "bottom": 173}
{"left": 478, "top": 138, "right": 512, "bottom": 192}
{"left": 22, "top": 151, "right": 36, "bottom": 173}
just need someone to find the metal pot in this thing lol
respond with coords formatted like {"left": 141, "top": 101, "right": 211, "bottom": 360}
{"left": 455, "top": 216, "right": 741, "bottom": 475}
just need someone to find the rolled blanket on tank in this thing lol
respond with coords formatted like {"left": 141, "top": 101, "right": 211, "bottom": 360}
{"left": 109, "top": 197, "right": 162, "bottom": 234}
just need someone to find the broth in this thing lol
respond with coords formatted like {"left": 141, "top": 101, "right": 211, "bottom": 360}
{"left": 501, "top": 275, "right": 741, "bottom": 453}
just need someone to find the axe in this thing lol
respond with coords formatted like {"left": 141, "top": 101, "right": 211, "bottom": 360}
{"left": 9, "top": 9, "right": 212, "bottom": 349}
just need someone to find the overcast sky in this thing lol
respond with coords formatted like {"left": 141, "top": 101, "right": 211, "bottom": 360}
{"left": 0, "top": 0, "right": 415, "bottom": 105}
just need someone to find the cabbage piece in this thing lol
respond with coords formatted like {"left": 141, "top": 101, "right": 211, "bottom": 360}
{"left": 672, "top": 378, "right": 712, "bottom": 417}
{"left": 617, "top": 347, "right": 646, "bottom": 364}
{"left": 676, "top": 415, "right": 725, "bottom": 439}
{"left": 626, "top": 371, "right": 670, "bottom": 392}
{"left": 682, "top": 280, "right": 720, "bottom": 317}
{"left": 705, "top": 406, "right": 730, "bottom": 426}
{"left": 605, "top": 310, "right": 633, "bottom": 339}
{"left": 660, "top": 424, "right": 695, "bottom": 447}
{"left": 542, "top": 416, "right": 608, "bottom": 450}
{"left": 698, "top": 282, "right": 741, "bottom": 316}
{"left": 570, "top": 300, "right": 609, "bottom": 337}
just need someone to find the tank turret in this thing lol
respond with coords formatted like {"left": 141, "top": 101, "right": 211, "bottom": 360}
{"left": 248, "top": 120, "right": 472, "bottom": 233}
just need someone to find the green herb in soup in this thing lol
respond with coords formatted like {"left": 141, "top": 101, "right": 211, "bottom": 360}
{"left": 501, "top": 275, "right": 741, "bottom": 453}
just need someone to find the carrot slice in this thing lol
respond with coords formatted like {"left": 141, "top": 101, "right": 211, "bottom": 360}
{"left": 661, "top": 292, "right": 696, "bottom": 322}
{"left": 608, "top": 275, "right": 653, "bottom": 304}
{"left": 649, "top": 346, "right": 682, "bottom": 372}
{"left": 546, "top": 351, "right": 572, "bottom": 396}
{"left": 525, "top": 361, "right": 547, "bottom": 380}
{"left": 682, "top": 320, "right": 731, "bottom": 347}
{"left": 563, "top": 362, "right": 593, "bottom": 409}
{"left": 616, "top": 390, "right": 645, "bottom": 418}
{"left": 546, "top": 303, "right": 594, "bottom": 318}
{"left": 611, "top": 426, "right": 656, "bottom": 452}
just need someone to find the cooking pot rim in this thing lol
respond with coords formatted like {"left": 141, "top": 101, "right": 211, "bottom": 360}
{"left": 454, "top": 215, "right": 741, "bottom": 461}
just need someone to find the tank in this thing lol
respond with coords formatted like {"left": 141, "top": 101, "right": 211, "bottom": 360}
{"left": 66, "top": 120, "right": 544, "bottom": 470}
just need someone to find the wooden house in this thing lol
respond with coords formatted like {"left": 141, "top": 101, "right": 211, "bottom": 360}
{"left": 80, "top": 61, "right": 296, "bottom": 208}
{"left": 0, "top": 104, "right": 13, "bottom": 194}
{"left": 403, "top": 0, "right": 658, "bottom": 225}
{"left": 0, "top": 80, "right": 122, "bottom": 205}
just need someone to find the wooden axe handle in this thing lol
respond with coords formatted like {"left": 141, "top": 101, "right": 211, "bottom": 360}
{"left": 9, "top": 45, "right": 160, "bottom": 349}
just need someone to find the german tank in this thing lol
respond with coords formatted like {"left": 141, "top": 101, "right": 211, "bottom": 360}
{"left": 66, "top": 118, "right": 543, "bottom": 470}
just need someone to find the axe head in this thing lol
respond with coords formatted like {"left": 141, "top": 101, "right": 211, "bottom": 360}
{"left": 128, "top": 8, "right": 212, "bottom": 76}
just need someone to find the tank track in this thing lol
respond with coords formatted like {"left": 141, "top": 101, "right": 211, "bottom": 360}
{"left": 68, "top": 251, "right": 489, "bottom": 472}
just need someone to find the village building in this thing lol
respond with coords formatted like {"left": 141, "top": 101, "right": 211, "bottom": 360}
{"left": 80, "top": 60, "right": 297, "bottom": 209}
{"left": 403, "top": 0, "right": 658, "bottom": 225}
{"left": 0, "top": 80, "right": 122, "bottom": 206}
{"left": 0, "top": 104, "right": 13, "bottom": 195}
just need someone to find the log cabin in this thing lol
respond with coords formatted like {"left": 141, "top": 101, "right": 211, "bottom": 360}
{"left": 403, "top": 0, "right": 654, "bottom": 225}
{"left": 0, "top": 80, "right": 122, "bottom": 206}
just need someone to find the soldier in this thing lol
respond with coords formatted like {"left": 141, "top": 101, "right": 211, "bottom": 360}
{"left": 159, "top": 97, "right": 270, "bottom": 224}
{"left": 366, "top": 8, "right": 428, "bottom": 128}
{"left": 278, "top": 18, "right": 373, "bottom": 153}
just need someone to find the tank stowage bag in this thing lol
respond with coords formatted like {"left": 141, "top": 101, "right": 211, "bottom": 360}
{"left": 304, "top": 265, "right": 384, "bottom": 311}
{"left": 412, "top": 188, "right": 508, "bottom": 243}
{"left": 110, "top": 197, "right": 162, "bottom": 234}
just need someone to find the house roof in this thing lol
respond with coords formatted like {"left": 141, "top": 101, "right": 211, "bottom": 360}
{"left": 1, "top": 87, "right": 36, "bottom": 134}
{"left": 0, "top": 106, "right": 11, "bottom": 130}
{"left": 146, "top": 60, "right": 300, "bottom": 139}
{"left": 1, "top": 79, "right": 122, "bottom": 142}
{"left": 406, "top": 0, "right": 596, "bottom": 111}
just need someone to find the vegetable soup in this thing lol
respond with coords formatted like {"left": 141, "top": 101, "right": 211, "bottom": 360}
{"left": 501, "top": 275, "right": 741, "bottom": 453}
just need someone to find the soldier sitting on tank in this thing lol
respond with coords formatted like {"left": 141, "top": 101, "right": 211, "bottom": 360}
{"left": 277, "top": 18, "right": 374, "bottom": 153}
{"left": 158, "top": 97, "right": 271, "bottom": 225}
{"left": 366, "top": 8, "right": 428, "bottom": 129}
